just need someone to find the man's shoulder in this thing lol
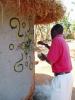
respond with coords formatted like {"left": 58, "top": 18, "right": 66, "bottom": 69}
{"left": 53, "top": 36, "right": 65, "bottom": 46}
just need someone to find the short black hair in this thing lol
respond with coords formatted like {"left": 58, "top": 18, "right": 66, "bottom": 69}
{"left": 51, "top": 24, "right": 63, "bottom": 39}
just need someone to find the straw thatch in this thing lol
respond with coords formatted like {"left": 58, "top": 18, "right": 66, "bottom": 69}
{"left": 34, "top": 0, "right": 65, "bottom": 24}
{"left": 0, "top": 0, "right": 65, "bottom": 24}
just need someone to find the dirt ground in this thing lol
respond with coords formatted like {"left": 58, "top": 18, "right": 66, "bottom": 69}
{"left": 35, "top": 40, "right": 75, "bottom": 100}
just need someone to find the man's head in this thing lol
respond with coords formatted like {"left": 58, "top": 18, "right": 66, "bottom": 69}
{"left": 51, "top": 24, "right": 63, "bottom": 39}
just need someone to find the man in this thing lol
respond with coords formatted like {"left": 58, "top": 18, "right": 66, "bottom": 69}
{"left": 38, "top": 24, "right": 73, "bottom": 100}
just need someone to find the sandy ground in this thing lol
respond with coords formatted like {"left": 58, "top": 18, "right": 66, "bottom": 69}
{"left": 35, "top": 40, "right": 75, "bottom": 100}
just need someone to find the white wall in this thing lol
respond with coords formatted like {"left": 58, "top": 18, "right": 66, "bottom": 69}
{"left": 0, "top": 4, "right": 34, "bottom": 100}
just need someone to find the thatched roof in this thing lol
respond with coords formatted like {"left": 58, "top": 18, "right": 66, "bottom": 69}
{"left": 34, "top": 0, "right": 65, "bottom": 24}
{"left": 0, "top": 0, "right": 65, "bottom": 24}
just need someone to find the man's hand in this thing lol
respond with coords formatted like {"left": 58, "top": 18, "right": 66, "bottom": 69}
{"left": 38, "top": 41, "right": 50, "bottom": 49}
{"left": 38, "top": 53, "right": 50, "bottom": 64}
{"left": 38, "top": 53, "right": 46, "bottom": 61}
{"left": 38, "top": 41, "right": 45, "bottom": 45}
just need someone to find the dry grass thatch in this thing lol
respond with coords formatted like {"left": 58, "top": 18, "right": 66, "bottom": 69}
{"left": 0, "top": 0, "right": 65, "bottom": 24}
{"left": 34, "top": 0, "right": 65, "bottom": 24}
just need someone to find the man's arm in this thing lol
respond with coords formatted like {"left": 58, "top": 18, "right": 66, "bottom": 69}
{"left": 38, "top": 39, "right": 60, "bottom": 65}
{"left": 38, "top": 41, "right": 50, "bottom": 49}
{"left": 38, "top": 53, "right": 50, "bottom": 64}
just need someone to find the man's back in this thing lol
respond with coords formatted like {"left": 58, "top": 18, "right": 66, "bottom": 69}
{"left": 47, "top": 35, "right": 72, "bottom": 73}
